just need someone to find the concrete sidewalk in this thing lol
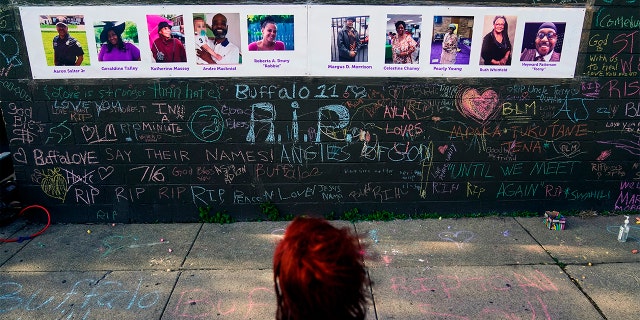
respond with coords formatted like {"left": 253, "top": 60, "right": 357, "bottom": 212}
{"left": 0, "top": 215, "right": 638, "bottom": 319}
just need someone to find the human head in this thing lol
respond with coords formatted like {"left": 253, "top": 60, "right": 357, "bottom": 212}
{"left": 493, "top": 16, "right": 507, "bottom": 34}
{"left": 158, "top": 21, "right": 172, "bottom": 39}
{"left": 395, "top": 21, "right": 406, "bottom": 35}
{"left": 448, "top": 23, "right": 456, "bottom": 33}
{"left": 210, "top": 13, "right": 228, "bottom": 40}
{"left": 56, "top": 21, "right": 68, "bottom": 38}
{"left": 535, "top": 22, "right": 557, "bottom": 56}
{"left": 346, "top": 17, "right": 355, "bottom": 28}
{"left": 193, "top": 17, "right": 207, "bottom": 35}
{"left": 106, "top": 30, "right": 119, "bottom": 45}
{"left": 100, "top": 21, "right": 125, "bottom": 45}
{"left": 273, "top": 216, "right": 369, "bottom": 320}
{"left": 260, "top": 17, "right": 277, "bottom": 43}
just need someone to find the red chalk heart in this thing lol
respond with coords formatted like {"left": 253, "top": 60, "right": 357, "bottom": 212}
{"left": 456, "top": 88, "right": 500, "bottom": 124}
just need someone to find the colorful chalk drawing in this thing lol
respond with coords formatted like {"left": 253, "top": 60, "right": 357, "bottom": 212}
{"left": 246, "top": 102, "right": 276, "bottom": 143}
{"left": 45, "top": 120, "right": 73, "bottom": 144}
{"left": 455, "top": 88, "right": 501, "bottom": 124}
{"left": 34, "top": 167, "right": 68, "bottom": 201}
{"left": 597, "top": 136, "right": 640, "bottom": 156}
{"left": 418, "top": 141, "right": 435, "bottom": 199}
{"left": 0, "top": 11, "right": 9, "bottom": 30}
{"left": 606, "top": 225, "right": 640, "bottom": 242}
{"left": 171, "top": 287, "right": 274, "bottom": 318}
{"left": 5, "top": 103, "right": 43, "bottom": 144}
{"left": 0, "top": 278, "right": 161, "bottom": 315}
{"left": 3, "top": 78, "right": 638, "bottom": 221}
{"left": 99, "top": 234, "right": 168, "bottom": 257}
{"left": 438, "top": 230, "right": 476, "bottom": 248}
{"left": 97, "top": 166, "right": 114, "bottom": 180}
{"left": 31, "top": 166, "right": 112, "bottom": 203}
{"left": 0, "top": 33, "right": 23, "bottom": 76}
{"left": 188, "top": 105, "right": 225, "bottom": 142}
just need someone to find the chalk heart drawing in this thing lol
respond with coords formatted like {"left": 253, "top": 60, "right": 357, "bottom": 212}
{"left": 456, "top": 88, "right": 500, "bottom": 124}
{"left": 556, "top": 141, "right": 581, "bottom": 158}
{"left": 98, "top": 166, "right": 115, "bottom": 180}
{"left": 438, "top": 145, "right": 448, "bottom": 154}
{"left": 13, "top": 148, "right": 27, "bottom": 164}
{"left": 439, "top": 230, "right": 476, "bottom": 248}
{"left": 40, "top": 168, "right": 68, "bottom": 201}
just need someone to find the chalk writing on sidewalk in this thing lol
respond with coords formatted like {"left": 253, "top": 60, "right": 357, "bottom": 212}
{"left": 0, "top": 278, "right": 161, "bottom": 316}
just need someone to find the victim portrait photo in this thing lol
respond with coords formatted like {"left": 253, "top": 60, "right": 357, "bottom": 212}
{"left": 430, "top": 16, "right": 474, "bottom": 65}
{"left": 147, "top": 14, "right": 187, "bottom": 63}
{"left": 247, "top": 15, "right": 295, "bottom": 51}
{"left": 40, "top": 15, "right": 89, "bottom": 66}
{"left": 386, "top": 14, "right": 422, "bottom": 64}
{"left": 480, "top": 15, "right": 517, "bottom": 66}
{"left": 193, "top": 13, "right": 242, "bottom": 64}
{"left": 520, "top": 21, "right": 566, "bottom": 62}
{"left": 331, "top": 15, "right": 369, "bottom": 62}
{"left": 94, "top": 21, "right": 141, "bottom": 62}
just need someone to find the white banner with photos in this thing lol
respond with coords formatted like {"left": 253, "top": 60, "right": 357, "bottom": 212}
{"left": 20, "top": 5, "right": 585, "bottom": 79}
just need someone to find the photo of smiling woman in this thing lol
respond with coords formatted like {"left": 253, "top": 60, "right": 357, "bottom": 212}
{"left": 96, "top": 21, "right": 141, "bottom": 61}
{"left": 247, "top": 15, "right": 294, "bottom": 51}
{"left": 480, "top": 15, "right": 516, "bottom": 65}
{"left": 386, "top": 14, "right": 421, "bottom": 64}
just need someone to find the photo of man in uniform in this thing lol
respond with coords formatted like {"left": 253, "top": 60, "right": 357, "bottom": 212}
{"left": 39, "top": 15, "right": 89, "bottom": 66}
{"left": 53, "top": 21, "right": 84, "bottom": 66}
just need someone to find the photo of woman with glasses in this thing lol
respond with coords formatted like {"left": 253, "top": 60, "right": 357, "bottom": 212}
{"left": 520, "top": 21, "right": 564, "bottom": 62}
{"left": 480, "top": 16, "right": 514, "bottom": 65}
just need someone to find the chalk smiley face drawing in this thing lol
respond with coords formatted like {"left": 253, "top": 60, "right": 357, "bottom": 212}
{"left": 188, "top": 105, "right": 225, "bottom": 142}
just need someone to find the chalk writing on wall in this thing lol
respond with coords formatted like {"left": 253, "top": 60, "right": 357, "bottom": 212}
{"left": 0, "top": 0, "right": 638, "bottom": 222}
{"left": 1, "top": 78, "right": 638, "bottom": 222}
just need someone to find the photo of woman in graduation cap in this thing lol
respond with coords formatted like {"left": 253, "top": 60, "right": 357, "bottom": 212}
{"left": 97, "top": 21, "right": 141, "bottom": 61}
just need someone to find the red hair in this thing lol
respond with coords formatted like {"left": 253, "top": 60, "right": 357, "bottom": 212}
{"left": 273, "top": 216, "right": 369, "bottom": 320}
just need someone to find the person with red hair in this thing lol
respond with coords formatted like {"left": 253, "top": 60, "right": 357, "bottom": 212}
{"left": 273, "top": 216, "right": 370, "bottom": 320}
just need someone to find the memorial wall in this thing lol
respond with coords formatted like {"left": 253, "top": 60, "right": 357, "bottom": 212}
{"left": 0, "top": 0, "right": 638, "bottom": 223}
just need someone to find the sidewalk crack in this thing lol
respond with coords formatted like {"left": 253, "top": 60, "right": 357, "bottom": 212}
{"left": 94, "top": 270, "right": 113, "bottom": 286}
{"left": 513, "top": 217, "right": 608, "bottom": 319}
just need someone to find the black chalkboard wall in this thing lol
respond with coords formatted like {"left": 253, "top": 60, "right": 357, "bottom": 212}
{"left": 0, "top": 0, "right": 638, "bottom": 223}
